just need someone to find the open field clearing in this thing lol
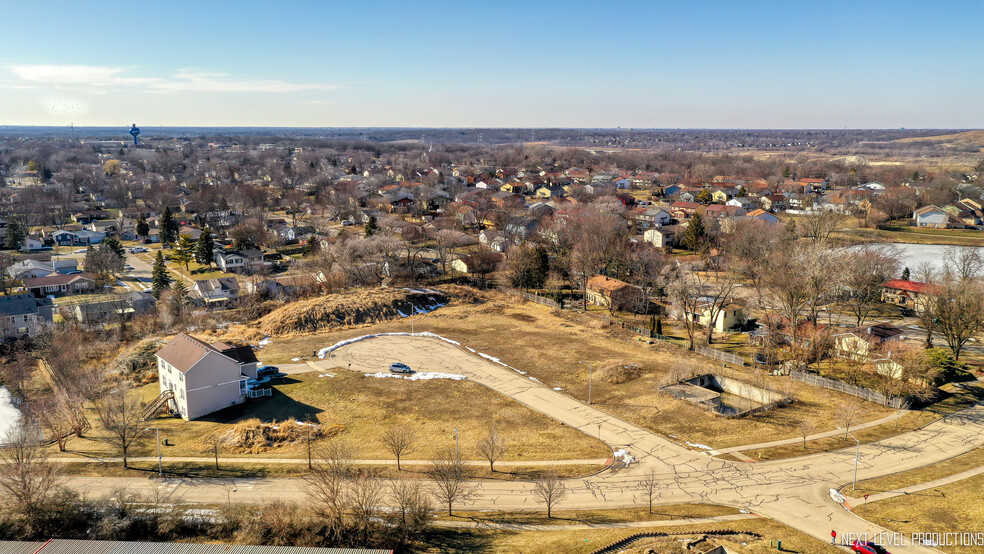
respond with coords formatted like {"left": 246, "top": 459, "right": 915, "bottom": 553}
{"left": 227, "top": 290, "right": 897, "bottom": 452}
{"left": 423, "top": 516, "right": 839, "bottom": 553}
{"left": 47, "top": 369, "right": 610, "bottom": 467}
{"left": 861, "top": 472, "right": 984, "bottom": 554}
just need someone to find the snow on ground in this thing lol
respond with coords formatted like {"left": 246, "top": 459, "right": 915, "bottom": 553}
{"left": 686, "top": 441, "right": 713, "bottom": 450}
{"left": 257, "top": 337, "right": 272, "bottom": 348}
{"left": 0, "top": 387, "right": 21, "bottom": 443}
{"left": 553, "top": 387, "right": 562, "bottom": 391}
{"left": 365, "top": 372, "right": 466, "bottom": 381}
{"left": 291, "top": 357, "right": 300, "bottom": 361}
{"left": 476, "top": 352, "right": 527, "bottom": 375}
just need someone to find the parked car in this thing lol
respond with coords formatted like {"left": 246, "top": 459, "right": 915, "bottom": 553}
{"left": 257, "top": 365, "right": 279, "bottom": 377}
{"left": 389, "top": 362, "right": 412, "bottom": 374}
{"left": 341, "top": 220, "right": 355, "bottom": 226}
{"left": 852, "top": 541, "right": 890, "bottom": 554}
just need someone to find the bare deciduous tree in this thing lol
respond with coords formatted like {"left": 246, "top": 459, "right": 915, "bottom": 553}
{"left": 390, "top": 477, "right": 433, "bottom": 541}
{"left": 347, "top": 469, "right": 384, "bottom": 545}
{"left": 94, "top": 385, "right": 149, "bottom": 469}
{"left": 0, "top": 425, "right": 63, "bottom": 532}
{"left": 838, "top": 401, "right": 864, "bottom": 439}
{"left": 476, "top": 424, "right": 508, "bottom": 472}
{"left": 798, "top": 420, "right": 816, "bottom": 450}
{"left": 638, "top": 469, "right": 659, "bottom": 514}
{"left": 428, "top": 447, "right": 476, "bottom": 516}
{"left": 381, "top": 426, "right": 418, "bottom": 471}
{"left": 531, "top": 472, "right": 569, "bottom": 518}
{"left": 801, "top": 209, "right": 845, "bottom": 245}
{"left": 932, "top": 277, "right": 984, "bottom": 360}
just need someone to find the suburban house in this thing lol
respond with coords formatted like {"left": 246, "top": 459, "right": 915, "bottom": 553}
{"left": 194, "top": 277, "right": 241, "bottom": 303}
{"left": 670, "top": 201, "right": 700, "bottom": 219}
{"left": 450, "top": 251, "right": 504, "bottom": 274}
{"left": 7, "top": 258, "right": 78, "bottom": 280}
{"left": 214, "top": 250, "right": 248, "bottom": 272}
{"left": 0, "top": 293, "right": 54, "bottom": 338}
{"left": 73, "top": 292, "right": 157, "bottom": 325}
{"left": 20, "top": 237, "right": 45, "bottom": 251}
{"left": 629, "top": 207, "right": 673, "bottom": 229}
{"left": 688, "top": 303, "right": 745, "bottom": 333}
{"left": 155, "top": 333, "right": 260, "bottom": 420}
{"left": 703, "top": 204, "right": 746, "bottom": 220}
{"left": 746, "top": 209, "right": 780, "bottom": 225}
{"left": 643, "top": 226, "right": 680, "bottom": 248}
{"left": 22, "top": 273, "right": 95, "bottom": 298}
{"left": 761, "top": 194, "right": 789, "bottom": 212}
{"left": 881, "top": 279, "right": 937, "bottom": 313}
{"left": 835, "top": 323, "right": 904, "bottom": 360}
{"left": 52, "top": 229, "right": 106, "bottom": 246}
{"left": 585, "top": 275, "right": 644, "bottom": 311}
{"left": 914, "top": 205, "right": 949, "bottom": 228}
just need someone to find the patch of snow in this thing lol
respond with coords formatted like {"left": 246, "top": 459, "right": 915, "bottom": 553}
{"left": 686, "top": 441, "right": 713, "bottom": 450}
{"left": 0, "top": 388, "right": 21, "bottom": 444}
{"left": 668, "top": 434, "right": 678, "bottom": 438}
{"left": 318, "top": 374, "right": 334, "bottom": 378}
{"left": 365, "top": 372, "right": 466, "bottom": 381}
{"left": 613, "top": 449, "right": 627, "bottom": 459}
{"left": 291, "top": 358, "right": 300, "bottom": 362}
{"left": 553, "top": 387, "right": 562, "bottom": 391}
{"left": 465, "top": 347, "right": 476, "bottom": 352}
{"left": 476, "top": 352, "right": 527, "bottom": 374}
{"left": 529, "top": 376, "right": 541, "bottom": 383}
{"left": 258, "top": 337, "right": 272, "bottom": 346}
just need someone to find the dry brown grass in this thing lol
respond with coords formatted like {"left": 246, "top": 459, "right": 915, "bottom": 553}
{"left": 253, "top": 287, "right": 448, "bottom": 336}
{"left": 221, "top": 417, "right": 342, "bottom": 454}
{"left": 50, "top": 369, "right": 610, "bottom": 465}
{"left": 862, "top": 471, "right": 984, "bottom": 554}
{"left": 848, "top": 448, "right": 984, "bottom": 496}
{"left": 241, "top": 289, "right": 896, "bottom": 452}
{"left": 597, "top": 361, "right": 644, "bottom": 384}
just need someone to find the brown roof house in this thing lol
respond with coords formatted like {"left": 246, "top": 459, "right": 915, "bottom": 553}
{"left": 155, "top": 333, "right": 260, "bottom": 420}
{"left": 834, "top": 322, "right": 904, "bottom": 361}
{"left": 586, "top": 275, "right": 644, "bottom": 312}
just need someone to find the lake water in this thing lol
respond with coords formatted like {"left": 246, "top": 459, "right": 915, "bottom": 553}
{"left": 0, "top": 387, "right": 21, "bottom": 443}
{"left": 870, "top": 243, "right": 984, "bottom": 274}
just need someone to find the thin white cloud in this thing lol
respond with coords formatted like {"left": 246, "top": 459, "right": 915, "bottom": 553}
{"left": 7, "top": 64, "right": 338, "bottom": 93}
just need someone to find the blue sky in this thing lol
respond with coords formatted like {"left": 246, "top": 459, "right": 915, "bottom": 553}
{"left": 0, "top": 1, "right": 981, "bottom": 128}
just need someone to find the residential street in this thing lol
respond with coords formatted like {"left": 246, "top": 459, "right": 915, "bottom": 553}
{"left": 67, "top": 334, "right": 984, "bottom": 552}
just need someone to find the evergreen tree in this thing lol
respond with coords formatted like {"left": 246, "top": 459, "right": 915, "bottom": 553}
{"left": 683, "top": 213, "right": 706, "bottom": 251}
{"left": 4, "top": 220, "right": 25, "bottom": 250}
{"left": 195, "top": 227, "right": 214, "bottom": 267}
{"left": 151, "top": 250, "right": 171, "bottom": 298}
{"left": 172, "top": 235, "right": 195, "bottom": 272}
{"left": 696, "top": 190, "right": 712, "bottom": 204}
{"left": 364, "top": 215, "right": 378, "bottom": 237}
{"left": 160, "top": 207, "right": 178, "bottom": 246}
{"left": 782, "top": 166, "right": 791, "bottom": 179}
{"left": 170, "top": 280, "right": 189, "bottom": 320}
{"left": 135, "top": 216, "right": 150, "bottom": 239}
{"left": 102, "top": 236, "right": 125, "bottom": 259}
{"left": 901, "top": 267, "right": 910, "bottom": 281}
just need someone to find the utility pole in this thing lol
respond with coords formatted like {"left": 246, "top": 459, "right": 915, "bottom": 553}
{"left": 841, "top": 429, "right": 861, "bottom": 490}
{"left": 410, "top": 302, "right": 415, "bottom": 334}
{"left": 454, "top": 428, "right": 459, "bottom": 459}
{"left": 306, "top": 421, "right": 313, "bottom": 470}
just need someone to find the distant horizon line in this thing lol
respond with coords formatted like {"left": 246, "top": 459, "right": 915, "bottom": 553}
{"left": 0, "top": 125, "right": 979, "bottom": 132}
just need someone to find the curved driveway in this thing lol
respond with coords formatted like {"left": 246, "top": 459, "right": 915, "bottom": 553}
{"left": 73, "top": 334, "right": 984, "bottom": 553}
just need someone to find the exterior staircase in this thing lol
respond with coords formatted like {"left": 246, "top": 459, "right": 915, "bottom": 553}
{"left": 142, "top": 390, "right": 175, "bottom": 420}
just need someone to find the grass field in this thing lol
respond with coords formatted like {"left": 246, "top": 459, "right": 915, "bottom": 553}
{"left": 50, "top": 369, "right": 611, "bottom": 467}
{"left": 422, "top": 516, "right": 839, "bottom": 553}
{"left": 847, "top": 448, "right": 984, "bottom": 497}
{"left": 838, "top": 226, "right": 984, "bottom": 247}
{"left": 861, "top": 472, "right": 984, "bottom": 554}
{"left": 433, "top": 504, "right": 739, "bottom": 526}
{"left": 239, "top": 292, "right": 897, "bottom": 452}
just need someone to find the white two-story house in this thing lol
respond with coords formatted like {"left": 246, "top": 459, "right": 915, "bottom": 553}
{"left": 155, "top": 333, "right": 259, "bottom": 420}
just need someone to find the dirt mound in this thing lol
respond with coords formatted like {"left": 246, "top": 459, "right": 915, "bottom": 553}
{"left": 597, "top": 361, "right": 644, "bottom": 384}
{"left": 258, "top": 288, "right": 448, "bottom": 336}
{"left": 220, "top": 418, "right": 343, "bottom": 453}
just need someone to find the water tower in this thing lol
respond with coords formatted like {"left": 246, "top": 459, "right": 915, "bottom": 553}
{"left": 129, "top": 124, "right": 141, "bottom": 146}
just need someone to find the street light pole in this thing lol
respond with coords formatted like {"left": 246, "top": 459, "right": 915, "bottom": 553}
{"left": 411, "top": 302, "right": 415, "bottom": 334}
{"left": 454, "top": 428, "right": 459, "bottom": 459}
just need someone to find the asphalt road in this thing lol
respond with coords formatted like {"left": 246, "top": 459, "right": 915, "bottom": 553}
{"left": 69, "top": 334, "right": 984, "bottom": 552}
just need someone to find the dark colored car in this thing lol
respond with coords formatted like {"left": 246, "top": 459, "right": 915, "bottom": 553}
{"left": 852, "top": 541, "right": 890, "bottom": 554}
{"left": 257, "top": 365, "right": 279, "bottom": 377}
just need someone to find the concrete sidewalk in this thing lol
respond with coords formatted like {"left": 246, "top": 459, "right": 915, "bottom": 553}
{"left": 49, "top": 456, "right": 610, "bottom": 467}
{"left": 847, "top": 464, "right": 984, "bottom": 504}
{"left": 432, "top": 512, "right": 758, "bottom": 531}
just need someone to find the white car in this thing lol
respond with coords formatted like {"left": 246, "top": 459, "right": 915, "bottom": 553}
{"left": 389, "top": 362, "right": 412, "bottom": 374}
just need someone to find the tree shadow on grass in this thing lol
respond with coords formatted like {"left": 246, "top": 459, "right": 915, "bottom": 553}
{"left": 422, "top": 527, "right": 500, "bottom": 553}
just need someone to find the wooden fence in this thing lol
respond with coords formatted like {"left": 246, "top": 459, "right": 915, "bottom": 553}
{"left": 790, "top": 370, "right": 905, "bottom": 408}
{"left": 695, "top": 345, "right": 749, "bottom": 366}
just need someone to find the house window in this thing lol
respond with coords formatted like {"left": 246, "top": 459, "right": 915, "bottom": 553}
{"left": 239, "top": 379, "right": 247, "bottom": 396}
{"left": 179, "top": 373, "right": 184, "bottom": 382}
{"left": 179, "top": 389, "right": 185, "bottom": 400}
